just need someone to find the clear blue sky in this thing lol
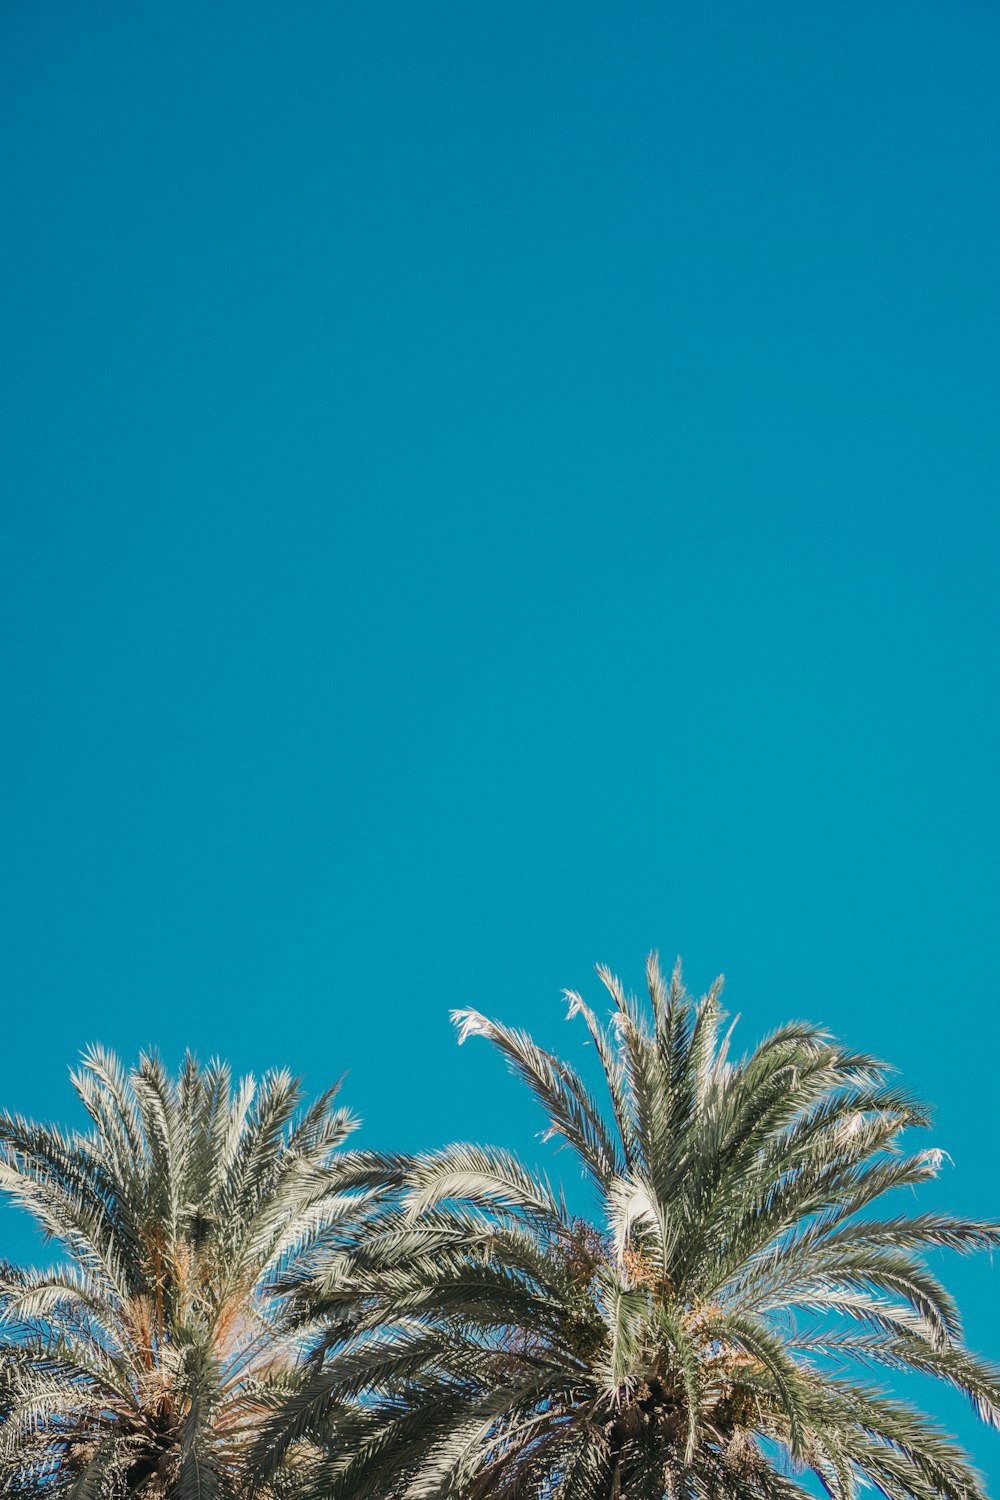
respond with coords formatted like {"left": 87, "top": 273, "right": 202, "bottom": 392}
{"left": 2, "top": 0, "right": 999, "bottom": 1476}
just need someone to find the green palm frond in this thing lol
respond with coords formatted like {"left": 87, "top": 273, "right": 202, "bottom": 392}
{"left": 0, "top": 1049, "right": 384, "bottom": 1500}
{"left": 281, "top": 952, "right": 1000, "bottom": 1500}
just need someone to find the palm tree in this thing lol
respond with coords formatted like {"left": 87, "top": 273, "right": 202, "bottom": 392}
{"left": 0, "top": 1046, "right": 396, "bottom": 1500}
{"left": 278, "top": 956, "right": 1000, "bottom": 1500}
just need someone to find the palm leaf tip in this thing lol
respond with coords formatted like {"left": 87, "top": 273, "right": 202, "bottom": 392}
{"left": 451, "top": 1009, "right": 491, "bottom": 1045}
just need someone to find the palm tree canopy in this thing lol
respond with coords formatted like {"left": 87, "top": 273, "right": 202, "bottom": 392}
{"left": 0, "top": 1047, "right": 395, "bottom": 1500}
{"left": 288, "top": 956, "right": 1000, "bottom": 1500}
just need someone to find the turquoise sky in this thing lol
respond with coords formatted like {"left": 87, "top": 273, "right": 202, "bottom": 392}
{"left": 2, "top": 0, "right": 999, "bottom": 1476}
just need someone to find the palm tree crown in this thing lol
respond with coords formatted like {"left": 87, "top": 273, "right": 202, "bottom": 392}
{"left": 0, "top": 1047, "right": 379, "bottom": 1500}
{"left": 299, "top": 956, "right": 1000, "bottom": 1500}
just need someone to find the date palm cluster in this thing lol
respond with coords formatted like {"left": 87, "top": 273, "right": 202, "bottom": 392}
{"left": 0, "top": 956, "right": 996, "bottom": 1500}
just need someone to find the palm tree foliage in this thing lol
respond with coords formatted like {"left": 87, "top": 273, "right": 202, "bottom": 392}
{"left": 0, "top": 1047, "right": 395, "bottom": 1500}
{"left": 270, "top": 957, "right": 1000, "bottom": 1500}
